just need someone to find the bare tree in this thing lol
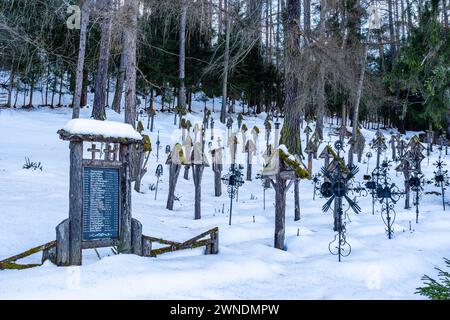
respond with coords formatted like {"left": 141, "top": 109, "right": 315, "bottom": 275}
{"left": 280, "top": 0, "right": 302, "bottom": 156}
{"left": 220, "top": 0, "right": 231, "bottom": 123}
{"left": 123, "top": 0, "right": 139, "bottom": 128}
{"left": 72, "top": 0, "right": 90, "bottom": 119}
{"left": 112, "top": 38, "right": 126, "bottom": 114}
{"left": 92, "top": 0, "right": 113, "bottom": 120}
{"left": 178, "top": 0, "right": 188, "bottom": 112}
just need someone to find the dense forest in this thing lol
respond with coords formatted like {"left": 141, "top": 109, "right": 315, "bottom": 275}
{"left": 0, "top": 0, "right": 448, "bottom": 137}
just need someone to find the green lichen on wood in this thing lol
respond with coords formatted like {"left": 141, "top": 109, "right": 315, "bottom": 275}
{"left": 0, "top": 262, "right": 41, "bottom": 270}
{"left": 180, "top": 118, "right": 187, "bottom": 129}
{"left": 253, "top": 126, "right": 260, "bottom": 134}
{"left": 326, "top": 145, "right": 348, "bottom": 174}
{"left": 150, "top": 239, "right": 210, "bottom": 257}
{"left": 241, "top": 124, "right": 248, "bottom": 132}
{"left": 137, "top": 121, "right": 145, "bottom": 134}
{"left": 279, "top": 125, "right": 303, "bottom": 158}
{"left": 278, "top": 148, "right": 310, "bottom": 179}
{"left": 0, "top": 240, "right": 56, "bottom": 271}
{"left": 142, "top": 134, "right": 152, "bottom": 152}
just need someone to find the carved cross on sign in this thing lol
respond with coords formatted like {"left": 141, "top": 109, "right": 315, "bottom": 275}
{"left": 104, "top": 144, "right": 118, "bottom": 162}
{"left": 87, "top": 144, "right": 101, "bottom": 160}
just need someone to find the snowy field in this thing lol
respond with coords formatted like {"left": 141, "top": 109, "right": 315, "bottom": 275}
{"left": 0, "top": 101, "right": 449, "bottom": 300}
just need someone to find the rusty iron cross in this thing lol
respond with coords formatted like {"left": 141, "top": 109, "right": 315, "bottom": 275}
{"left": 87, "top": 144, "right": 101, "bottom": 160}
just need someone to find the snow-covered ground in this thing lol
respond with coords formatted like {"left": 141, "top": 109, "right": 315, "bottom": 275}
{"left": 0, "top": 99, "right": 449, "bottom": 299}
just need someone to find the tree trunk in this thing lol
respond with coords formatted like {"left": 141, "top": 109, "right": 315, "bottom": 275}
{"left": 124, "top": 0, "right": 139, "bottom": 128}
{"left": 7, "top": 60, "right": 16, "bottom": 107}
{"left": 304, "top": 0, "right": 311, "bottom": 35}
{"left": 72, "top": 0, "right": 90, "bottom": 118}
{"left": 81, "top": 65, "right": 88, "bottom": 108}
{"left": 444, "top": 0, "right": 449, "bottom": 28}
{"left": 112, "top": 42, "right": 126, "bottom": 114}
{"left": 280, "top": 0, "right": 302, "bottom": 156}
{"left": 351, "top": 29, "right": 370, "bottom": 151}
{"left": 178, "top": 0, "right": 187, "bottom": 112}
{"left": 220, "top": 5, "right": 231, "bottom": 124}
{"left": 92, "top": 0, "right": 112, "bottom": 120}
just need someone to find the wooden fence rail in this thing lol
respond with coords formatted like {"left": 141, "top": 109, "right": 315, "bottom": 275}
{"left": 0, "top": 227, "right": 219, "bottom": 270}
{"left": 0, "top": 241, "right": 56, "bottom": 270}
{"left": 142, "top": 227, "right": 219, "bottom": 257}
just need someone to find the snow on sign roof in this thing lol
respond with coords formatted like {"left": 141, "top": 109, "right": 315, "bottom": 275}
{"left": 58, "top": 119, "right": 143, "bottom": 143}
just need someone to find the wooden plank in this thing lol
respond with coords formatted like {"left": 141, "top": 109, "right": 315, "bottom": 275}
{"left": 69, "top": 141, "right": 83, "bottom": 265}
{"left": 82, "top": 159, "right": 122, "bottom": 168}
{"left": 182, "top": 227, "right": 218, "bottom": 246}
{"left": 82, "top": 239, "right": 119, "bottom": 249}
{"left": 0, "top": 262, "right": 41, "bottom": 270}
{"left": 150, "top": 239, "right": 211, "bottom": 257}
{"left": 141, "top": 236, "right": 182, "bottom": 247}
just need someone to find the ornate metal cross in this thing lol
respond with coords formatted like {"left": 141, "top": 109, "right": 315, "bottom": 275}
{"left": 222, "top": 164, "right": 245, "bottom": 225}
{"left": 154, "top": 164, "right": 163, "bottom": 200}
{"left": 374, "top": 160, "right": 405, "bottom": 239}
{"left": 319, "top": 141, "right": 367, "bottom": 261}
{"left": 428, "top": 156, "right": 449, "bottom": 210}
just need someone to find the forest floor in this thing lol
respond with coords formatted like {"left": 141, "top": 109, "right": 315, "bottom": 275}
{"left": 0, "top": 100, "right": 449, "bottom": 299}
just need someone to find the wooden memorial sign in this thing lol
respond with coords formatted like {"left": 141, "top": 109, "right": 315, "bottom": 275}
{"left": 56, "top": 119, "right": 144, "bottom": 266}
{"left": 82, "top": 164, "right": 120, "bottom": 243}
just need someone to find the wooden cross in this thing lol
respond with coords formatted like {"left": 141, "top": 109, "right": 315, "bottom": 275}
{"left": 305, "top": 141, "right": 315, "bottom": 175}
{"left": 104, "top": 144, "right": 118, "bottom": 162}
{"left": 87, "top": 144, "right": 101, "bottom": 160}
{"left": 390, "top": 135, "right": 397, "bottom": 160}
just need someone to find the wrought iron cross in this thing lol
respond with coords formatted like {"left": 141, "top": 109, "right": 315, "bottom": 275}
{"left": 319, "top": 141, "right": 367, "bottom": 261}
{"left": 222, "top": 164, "right": 245, "bottom": 226}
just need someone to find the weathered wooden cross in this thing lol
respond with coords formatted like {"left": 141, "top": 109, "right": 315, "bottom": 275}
{"left": 87, "top": 144, "right": 101, "bottom": 160}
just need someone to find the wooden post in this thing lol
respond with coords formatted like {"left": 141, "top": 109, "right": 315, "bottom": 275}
{"left": 131, "top": 218, "right": 143, "bottom": 256}
{"left": 120, "top": 144, "right": 132, "bottom": 253}
{"left": 192, "top": 164, "right": 204, "bottom": 220}
{"left": 211, "top": 148, "right": 223, "bottom": 197}
{"left": 294, "top": 179, "right": 300, "bottom": 221}
{"left": 274, "top": 175, "right": 286, "bottom": 250}
{"left": 69, "top": 141, "right": 83, "bottom": 265}
{"left": 56, "top": 219, "right": 70, "bottom": 266}
{"left": 142, "top": 238, "right": 152, "bottom": 257}
{"left": 403, "top": 161, "right": 411, "bottom": 209}
{"left": 206, "top": 230, "right": 219, "bottom": 254}
{"left": 167, "top": 164, "right": 182, "bottom": 210}
{"left": 390, "top": 135, "right": 396, "bottom": 160}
